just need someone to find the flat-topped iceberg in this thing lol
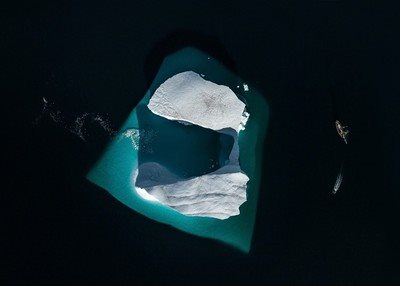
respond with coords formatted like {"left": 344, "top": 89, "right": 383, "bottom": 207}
{"left": 148, "top": 71, "right": 248, "bottom": 132}
{"left": 136, "top": 71, "right": 249, "bottom": 219}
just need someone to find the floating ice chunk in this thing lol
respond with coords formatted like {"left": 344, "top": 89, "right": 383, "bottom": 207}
{"left": 136, "top": 163, "right": 248, "bottom": 219}
{"left": 120, "top": 128, "right": 140, "bottom": 150}
{"left": 148, "top": 71, "right": 246, "bottom": 132}
{"left": 239, "top": 111, "right": 250, "bottom": 131}
{"left": 136, "top": 71, "right": 250, "bottom": 219}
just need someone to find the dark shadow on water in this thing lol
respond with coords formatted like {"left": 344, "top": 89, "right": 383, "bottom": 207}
{"left": 136, "top": 104, "right": 234, "bottom": 179}
{"left": 143, "top": 29, "right": 238, "bottom": 88}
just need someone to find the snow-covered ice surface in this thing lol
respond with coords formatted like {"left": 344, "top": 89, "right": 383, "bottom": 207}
{"left": 137, "top": 71, "right": 250, "bottom": 219}
{"left": 135, "top": 163, "right": 248, "bottom": 220}
{"left": 148, "top": 71, "right": 247, "bottom": 132}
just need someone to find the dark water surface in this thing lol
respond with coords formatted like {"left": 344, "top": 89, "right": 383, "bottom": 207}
{"left": 5, "top": 1, "right": 399, "bottom": 285}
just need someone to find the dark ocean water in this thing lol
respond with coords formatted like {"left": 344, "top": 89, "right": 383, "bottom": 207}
{"left": 4, "top": 1, "right": 399, "bottom": 285}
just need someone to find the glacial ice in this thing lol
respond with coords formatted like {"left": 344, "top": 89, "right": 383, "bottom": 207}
{"left": 148, "top": 71, "right": 247, "bottom": 132}
{"left": 136, "top": 71, "right": 250, "bottom": 219}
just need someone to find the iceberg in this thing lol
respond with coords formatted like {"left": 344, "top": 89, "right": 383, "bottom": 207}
{"left": 147, "top": 71, "right": 247, "bottom": 132}
{"left": 135, "top": 71, "right": 250, "bottom": 219}
{"left": 135, "top": 163, "right": 248, "bottom": 219}
{"left": 87, "top": 47, "right": 269, "bottom": 252}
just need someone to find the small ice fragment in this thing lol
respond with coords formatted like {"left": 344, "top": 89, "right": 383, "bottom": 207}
{"left": 239, "top": 111, "right": 250, "bottom": 131}
{"left": 70, "top": 113, "right": 89, "bottom": 141}
{"left": 243, "top": 83, "right": 249, "bottom": 91}
{"left": 136, "top": 187, "right": 160, "bottom": 202}
{"left": 120, "top": 128, "right": 140, "bottom": 150}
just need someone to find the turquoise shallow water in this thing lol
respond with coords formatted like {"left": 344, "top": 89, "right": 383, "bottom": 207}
{"left": 87, "top": 47, "right": 269, "bottom": 252}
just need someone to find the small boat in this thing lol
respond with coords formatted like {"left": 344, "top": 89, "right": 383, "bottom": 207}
{"left": 335, "top": 120, "right": 349, "bottom": 144}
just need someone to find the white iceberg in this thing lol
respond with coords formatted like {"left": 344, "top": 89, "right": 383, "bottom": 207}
{"left": 135, "top": 71, "right": 250, "bottom": 220}
{"left": 148, "top": 71, "right": 247, "bottom": 132}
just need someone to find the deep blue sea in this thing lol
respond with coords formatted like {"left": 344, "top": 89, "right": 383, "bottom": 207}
{"left": 6, "top": 1, "right": 397, "bottom": 284}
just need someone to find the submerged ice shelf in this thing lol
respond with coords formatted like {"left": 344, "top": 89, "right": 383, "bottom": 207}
{"left": 87, "top": 47, "right": 269, "bottom": 252}
{"left": 136, "top": 71, "right": 249, "bottom": 219}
